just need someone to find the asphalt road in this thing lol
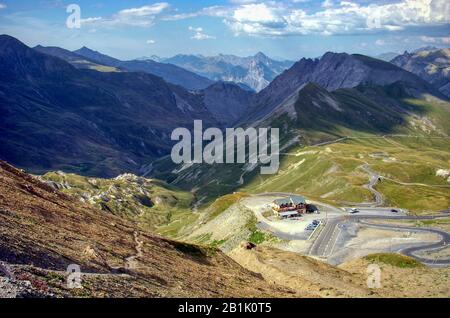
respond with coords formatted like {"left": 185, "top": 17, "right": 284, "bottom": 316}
{"left": 310, "top": 214, "right": 450, "bottom": 266}
{"left": 309, "top": 216, "right": 344, "bottom": 257}
{"left": 255, "top": 192, "right": 450, "bottom": 266}
{"left": 357, "top": 220, "right": 450, "bottom": 266}
{"left": 359, "top": 164, "right": 384, "bottom": 207}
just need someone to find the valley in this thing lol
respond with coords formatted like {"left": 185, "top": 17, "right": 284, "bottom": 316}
{"left": 1, "top": 32, "right": 449, "bottom": 298}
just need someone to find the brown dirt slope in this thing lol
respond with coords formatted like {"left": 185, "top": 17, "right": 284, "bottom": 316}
{"left": 229, "top": 246, "right": 450, "bottom": 298}
{"left": 341, "top": 257, "right": 450, "bottom": 298}
{"left": 0, "top": 160, "right": 293, "bottom": 297}
{"left": 229, "top": 245, "right": 375, "bottom": 298}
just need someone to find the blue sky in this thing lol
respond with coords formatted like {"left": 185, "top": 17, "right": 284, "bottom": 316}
{"left": 0, "top": 0, "right": 448, "bottom": 60}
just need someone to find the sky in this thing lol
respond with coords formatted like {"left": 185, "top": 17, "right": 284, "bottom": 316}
{"left": 0, "top": 0, "right": 449, "bottom": 61}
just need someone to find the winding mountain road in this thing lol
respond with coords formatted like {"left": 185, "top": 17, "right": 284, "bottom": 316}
{"left": 357, "top": 219, "right": 450, "bottom": 266}
{"left": 359, "top": 164, "right": 384, "bottom": 207}
{"left": 310, "top": 214, "right": 450, "bottom": 266}
{"left": 253, "top": 192, "right": 450, "bottom": 266}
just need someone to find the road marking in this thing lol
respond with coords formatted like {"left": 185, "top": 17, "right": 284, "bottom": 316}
{"left": 327, "top": 227, "right": 341, "bottom": 256}
{"left": 307, "top": 221, "right": 323, "bottom": 241}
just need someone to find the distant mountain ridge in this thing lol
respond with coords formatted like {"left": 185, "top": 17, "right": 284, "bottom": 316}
{"left": 162, "top": 52, "right": 294, "bottom": 92}
{"left": 72, "top": 47, "right": 214, "bottom": 90}
{"left": 0, "top": 35, "right": 219, "bottom": 177}
{"left": 241, "top": 52, "right": 438, "bottom": 125}
{"left": 35, "top": 46, "right": 212, "bottom": 90}
{"left": 391, "top": 48, "right": 450, "bottom": 98}
{"left": 34, "top": 45, "right": 121, "bottom": 72}
{"left": 374, "top": 52, "right": 399, "bottom": 62}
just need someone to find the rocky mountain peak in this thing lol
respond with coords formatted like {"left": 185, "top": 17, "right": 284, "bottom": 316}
{"left": 391, "top": 47, "right": 450, "bottom": 98}
{"left": 163, "top": 52, "right": 294, "bottom": 92}
{"left": 253, "top": 51, "right": 269, "bottom": 62}
{"left": 241, "top": 51, "right": 435, "bottom": 125}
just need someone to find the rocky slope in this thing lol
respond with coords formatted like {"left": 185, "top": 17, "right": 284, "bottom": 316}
{"left": 73, "top": 47, "right": 213, "bottom": 90}
{"left": 0, "top": 35, "right": 218, "bottom": 177}
{"left": 38, "top": 171, "right": 194, "bottom": 232}
{"left": 391, "top": 48, "right": 450, "bottom": 98}
{"left": 0, "top": 160, "right": 297, "bottom": 298}
{"left": 162, "top": 52, "right": 294, "bottom": 92}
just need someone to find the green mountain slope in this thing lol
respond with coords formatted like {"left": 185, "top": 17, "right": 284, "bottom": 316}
{"left": 150, "top": 81, "right": 450, "bottom": 213}
{"left": 39, "top": 171, "right": 195, "bottom": 232}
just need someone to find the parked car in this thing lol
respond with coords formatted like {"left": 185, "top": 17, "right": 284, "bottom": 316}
{"left": 350, "top": 208, "right": 359, "bottom": 214}
{"left": 391, "top": 209, "right": 399, "bottom": 213}
{"left": 306, "top": 222, "right": 319, "bottom": 230}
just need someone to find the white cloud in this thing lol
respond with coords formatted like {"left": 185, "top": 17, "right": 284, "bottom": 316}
{"left": 191, "top": 33, "right": 216, "bottom": 40}
{"left": 188, "top": 26, "right": 203, "bottom": 32}
{"left": 163, "top": 5, "right": 230, "bottom": 21}
{"left": 0, "top": 3, "right": 6, "bottom": 9}
{"left": 81, "top": 2, "right": 170, "bottom": 28}
{"left": 420, "top": 35, "right": 436, "bottom": 42}
{"left": 146, "top": 39, "right": 156, "bottom": 44}
{"left": 375, "top": 39, "right": 386, "bottom": 46}
{"left": 118, "top": 3, "right": 169, "bottom": 17}
{"left": 322, "top": 0, "right": 334, "bottom": 8}
{"left": 188, "top": 26, "right": 216, "bottom": 40}
{"left": 80, "top": 17, "right": 102, "bottom": 24}
{"left": 420, "top": 35, "right": 450, "bottom": 44}
{"left": 224, "top": 0, "right": 450, "bottom": 37}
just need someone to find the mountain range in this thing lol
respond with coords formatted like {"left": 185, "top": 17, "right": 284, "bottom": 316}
{"left": 148, "top": 51, "right": 450, "bottom": 200}
{"left": 160, "top": 52, "right": 294, "bottom": 92}
{"left": 1, "top": 34, "right": 449, "bottom": 182}
{"left": 1, "top": 34, "right": 449, "bottom": 299}
{"left": 391, "top": 48, "right": 450, "bottom": 98}
{"left": 35, "top": 45, "right": 213, "bottom": 90}
{"left": 0, "top": 35, "right": 221, "bottom": 177}
{"left": 240, "top": 52, "right": 437, "bottom": 126}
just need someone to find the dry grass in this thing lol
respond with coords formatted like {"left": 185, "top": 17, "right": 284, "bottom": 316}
{"left": 0, "top": 160, "right": 294, "bottom": 298}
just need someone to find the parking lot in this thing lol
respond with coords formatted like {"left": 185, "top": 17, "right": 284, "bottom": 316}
{"left": 241, "top": 196, "right": 344, "bottom": 240}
